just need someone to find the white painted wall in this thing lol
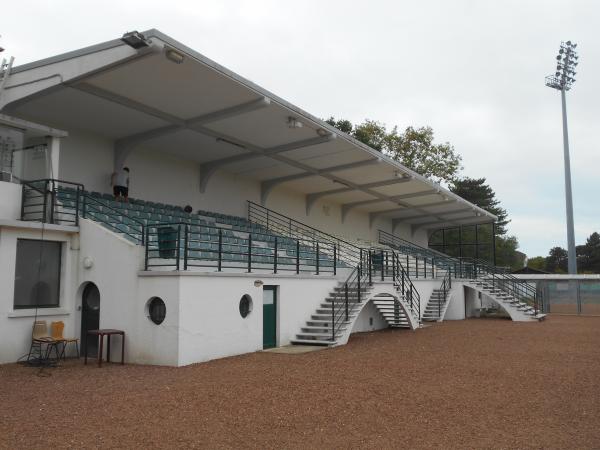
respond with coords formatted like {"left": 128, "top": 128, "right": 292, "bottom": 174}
{"left": 412, "top": 279, "right": 439, "bottom": 318}
{"left": 0, "top": 181, "right": 21, "bottom": 220}
{"left": 56, "top": 129, "right": 426, "bottom": 244}
{"left": 76, "top": 219, "right": 147, "bottom": 363}
{"left": 0, "top": 224, "right": 78, "bottom": 363}
{"left": 445, "top": 283, "right": 468, "bottom": 320}
{"left": 168, "top": 272, "right": 340, "bottom": 366}
{"left": 351, "top": 301, "right": 388, "bottom": 333}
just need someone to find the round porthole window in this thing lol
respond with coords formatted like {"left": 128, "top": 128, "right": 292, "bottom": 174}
{"left": 239, "top": 294, "right": 253, "bottom": 318}
{"left": 147, "top": 297, "right": 166, "bottom": 325}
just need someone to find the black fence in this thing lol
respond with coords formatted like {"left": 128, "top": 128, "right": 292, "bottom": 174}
{"left": 328, "top": 248, "right": 422, "bottom": 341}
{"left": 380, "top": 230, "right": 543, "bottom": 315}
{"left": 21, "top": 179, "right": 83, "bottom": 226}
{"left": 144, "top": 222, "right": 340, "bottom": 274}
{"left": 248, "top": 201, "right": 362, "bottom": 266}
{"left": 81, "top": 193, "right": 146, "bottom": 244}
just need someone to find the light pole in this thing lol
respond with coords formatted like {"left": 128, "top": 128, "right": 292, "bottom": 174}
{"left": 545, "top": 41, "right": 579, "bottom": 274}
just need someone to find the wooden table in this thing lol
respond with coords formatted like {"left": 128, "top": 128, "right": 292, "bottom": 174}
{"left": 84, "top": 329, "right": 125, "bottom": 367}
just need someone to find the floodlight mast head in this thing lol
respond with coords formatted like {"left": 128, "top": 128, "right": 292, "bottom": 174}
{"left": 545, "top": 41, "right": 579, "bottom": 91}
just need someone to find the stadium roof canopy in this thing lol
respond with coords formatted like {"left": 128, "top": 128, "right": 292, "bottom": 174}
{"left": 1, "top": 29, "right": 496, "bottom": 232}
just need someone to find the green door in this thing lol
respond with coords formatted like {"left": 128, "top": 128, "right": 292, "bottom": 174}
{"left": 263, "top": 286, "right": 277, "bottom": 349}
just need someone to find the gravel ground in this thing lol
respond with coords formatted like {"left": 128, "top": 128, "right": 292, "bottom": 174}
{"left": 1, "top": 315, "right": 599, "bottom": 449}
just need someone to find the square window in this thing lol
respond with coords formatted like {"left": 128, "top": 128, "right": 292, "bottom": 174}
{"left": 13, "top": 239, "right": 61, "bottom": 309}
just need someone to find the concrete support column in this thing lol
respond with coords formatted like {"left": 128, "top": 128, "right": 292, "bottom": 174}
{"left": 47, "top": 136, "right": 61, "bottom": 179}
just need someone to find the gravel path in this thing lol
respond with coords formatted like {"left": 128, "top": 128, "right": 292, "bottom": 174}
{"left": 1, "top": 316, "right": 599, "bottom": 449}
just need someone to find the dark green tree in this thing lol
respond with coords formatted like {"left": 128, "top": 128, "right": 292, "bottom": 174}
{"left": 526, "top": 256, "right": 546, "bottom": 271}
{"left": 577, "top": 232, "right": 600, "bottom": 273}
{"left": 450, "top": 177, "right": 509, "bottom": 236}
{"left": 494, "top": 236, "right": 524, "bottom": 269}
{"left": 546, "top": 246, "right": 568, "bottom": 273}
{"left": 325, "top": 117, "right": 462, "bottom": 184}
{"left": 325, "top": 117, "right": 353, "bottom": 135}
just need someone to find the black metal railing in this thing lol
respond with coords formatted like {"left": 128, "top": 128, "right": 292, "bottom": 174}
{"left": 329, "top": 251, "right": 370, "bottom": 341}
{"left": 143, "top": 222, "right": 339, "bottom": 274}
{"left": 248, "top": 201, "right": 363, "bottom": 267}
{"left": 327, "top": 248, "right": 424, "bottom": 341}
{"left": 465, "top": 257, "right": 541, "bottom": 315}
{"left": 81, "top": 193, "right": 146, "bottom": 245}
{"left": 379, "top": 229, "right": 455, "bottom": 277}
{"left": 391, "top": 251, "right": 421, "bottom": 322}
{"left": 21, "top": 179, "right": 83, "bottom": 226}
{"left": 438, "top": 270, "right": 452, "bottom": 318}
{"left": 380, "top": 230, "right": 542, "bottom": 316}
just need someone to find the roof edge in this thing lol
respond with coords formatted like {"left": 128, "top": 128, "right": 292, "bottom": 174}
{"left": 10, "top": 28, "right": 497, "bottom": 222}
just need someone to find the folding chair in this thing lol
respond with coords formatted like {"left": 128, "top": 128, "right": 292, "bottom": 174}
{"left": 28, "top": 320, "right": 59, "bottom": 362}
{"left": 50, "top": 321, "right": 80, "bottom": 359}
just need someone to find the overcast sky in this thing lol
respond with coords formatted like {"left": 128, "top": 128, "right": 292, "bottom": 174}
{"left": 3, "top": 0, "right": 598, "bottom": 257}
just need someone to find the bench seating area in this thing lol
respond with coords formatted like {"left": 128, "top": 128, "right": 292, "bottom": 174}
{"left": 55, "top": 189, "right": 343, "bottom": 272}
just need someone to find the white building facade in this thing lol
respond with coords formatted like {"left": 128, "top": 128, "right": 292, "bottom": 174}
{"left": 0, "top": 30, "right": 542, "bottom": 366}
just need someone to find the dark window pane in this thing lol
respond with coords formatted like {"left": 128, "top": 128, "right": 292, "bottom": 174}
{"left": 148, "top": 297, "right": 166, "bottom": 324}
{"left": 14, "top": 239, "right": 61, "bottom": 309}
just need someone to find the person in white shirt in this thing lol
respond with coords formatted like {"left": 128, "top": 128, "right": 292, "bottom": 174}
{"left": 111, "top": 167, "right": 130, "bottom": 202}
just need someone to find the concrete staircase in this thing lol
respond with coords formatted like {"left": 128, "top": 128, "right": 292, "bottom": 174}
{"left": 371, "top": 294, "right": 411, "bottom": 328}
{"left": 467, "top": 278, "right": 547, "bottom": 321}
{"left": 291, "top": 283, "right": 373, "bottom": 346}
{"left": 422, "top": 288, "right": 450, "bottom": 322}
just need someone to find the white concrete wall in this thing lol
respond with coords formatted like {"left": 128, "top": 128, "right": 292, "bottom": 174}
{"left": 0, "top": 181, "right": 21, "bottom": 220}
{"left": 56, "top": 129, "right": 425, "bottom": 244}
{"left": 0, "top": 225, "right": 78, "bottom": 363}
{"left": 136, "top": 275, "right": 180, "bottom": 366}
{"left": 412, "top": 279, "right": 439, "bottom": 318}
{"left": 445, "top": 283, "right": 468, "bottom": 320}
{"left": 76, "top": 219, "right": 147, "bottom": 363}
{"left": 351, "top": 301, "right": 388, "bottom": 333}
{"left": 173, "top": 272, "right": 340, "bottom": 366}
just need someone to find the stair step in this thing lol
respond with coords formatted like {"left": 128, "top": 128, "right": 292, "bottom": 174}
{"left": 302, "top": 326, "right": 347, "bottom": 333}
{"left": 296, "top": 332, "right": 342, "bottom": 339}
{"left": 307, "top": 319, "right": 350, "bottom": 325}
{"left": 291, "top": 339, "right": 334, "bottom": 346}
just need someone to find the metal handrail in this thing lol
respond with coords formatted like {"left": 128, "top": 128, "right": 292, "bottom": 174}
{"left": 391, "top": 251, "right": 421, "bottom": 322}
{"left": 21, "top": 179, "right": 84, "bottom": 226}
{"left": 144, "top": 221, "right": 339, "bottom": 275}
{"left": 330, "top": 252, "right": 370, "bottom": 341}
{"left": 81, "top": 192, "right": 146, "bottom": 244}
{"left": 438, "top": 269, "right": 452, "bottom": 319}
{"left": 381, "top": 231, "right": 542, "bottom": 315}
{"left": 248, "top": 201, "right": 363, "bottom": 266}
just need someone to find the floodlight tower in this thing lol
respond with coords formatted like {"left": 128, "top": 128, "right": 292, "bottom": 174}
{"left": 545, "top": 41, "right": 579, "bottom": 274}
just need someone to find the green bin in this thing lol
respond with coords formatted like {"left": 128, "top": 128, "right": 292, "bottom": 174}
{"left": 371, "top": 252, "right": 384, "bottom": 272}
{"left": 157, "top": 226, "right": 177, "bottom": 259}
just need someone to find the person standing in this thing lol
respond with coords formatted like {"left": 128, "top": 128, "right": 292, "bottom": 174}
{"left": 111, "top": 166, "right": 130, "bottom": 202}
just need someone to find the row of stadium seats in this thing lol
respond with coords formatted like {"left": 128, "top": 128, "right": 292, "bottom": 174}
{"left": 55, "top": 188, "right": 343, "bottom": 270}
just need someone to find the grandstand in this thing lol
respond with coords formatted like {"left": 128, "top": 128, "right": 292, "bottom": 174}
{"left": 0, "top": 30, "right": 544, "bottom": 366}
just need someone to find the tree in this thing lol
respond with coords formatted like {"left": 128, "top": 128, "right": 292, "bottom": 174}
{"left": 577, "top": 231, "right": 600, "bottom": 273}
{"left": 385, "top": 126, "right": 462, "bottom": 184}
{"left": 546, "top": 246, "right": 568, "bottom": 273}
{"left": 526, "top": 256, "right": 546, "bottom": 271}
{"left": 325, "top": 117, "right": 462, "bottom": 184}
{"left": 325, "top": 117, "right": 353, "bottom": 135}
{"left": 494, "top": 236, "right": 523, "bottom": 269}
{"left": 443, "top": 177, "right": 517, "bottom": 267}
{"left": 450, "top": 177, "right": 509, "bottom": 235}
{"left": 354, "top": 119, "right": 387, "bottom": 152}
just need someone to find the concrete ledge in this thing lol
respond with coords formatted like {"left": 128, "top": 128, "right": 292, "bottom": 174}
{"left": 0, "top": 219, "right": 79, "bottom": 233}
{"left": 138, "top": 270, "right": 343, "bottom": 280}
{"left": 7, "top": 308, "right": 71, "bottom": 318}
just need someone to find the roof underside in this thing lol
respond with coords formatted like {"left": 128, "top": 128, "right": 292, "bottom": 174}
{"left": 4, "top": 29, "right": 496, "bottom": 230}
